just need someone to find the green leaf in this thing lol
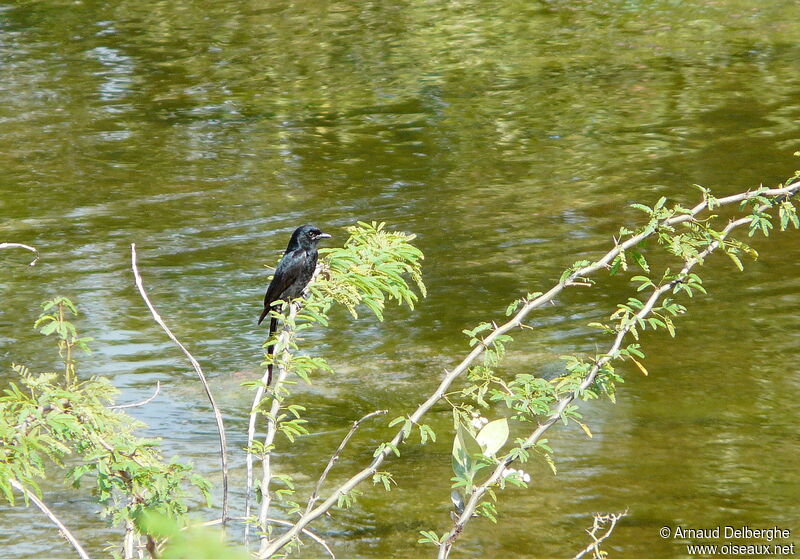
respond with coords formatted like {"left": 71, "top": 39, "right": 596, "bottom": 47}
{"left": 727, "top": 252, "right": 743, "bottom": 271}
{"left": 475, "top": 418, "right": 509, "bottom": 457}
{"left": 418, "top": 530, "right": 442, "bottom": 545}
{"left": 38, "top": 321, "right": 58, "bottom": 336}
{"left": 452, "top": 423, "right": 482, "bottom": 478}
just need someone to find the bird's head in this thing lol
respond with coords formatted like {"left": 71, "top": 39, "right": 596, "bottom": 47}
{"left": 289, "top": 224, "right": 332, "bottom": 250}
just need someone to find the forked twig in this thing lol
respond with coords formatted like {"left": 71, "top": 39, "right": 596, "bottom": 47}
{"left": 201, "top": 516, "right": 334, "bottom": 558}
{"left": 305, "top": 409, "right": 388, "bottom": 515}
{"left": 130, "top": 243, "right": 229, "bottom": 523}
{"left": 572, "top": 511, "right": 627, "bottom": 559}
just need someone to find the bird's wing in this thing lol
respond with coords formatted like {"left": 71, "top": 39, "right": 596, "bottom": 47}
{"left": 263, "top": 248, "right": 307, "bottom": 308}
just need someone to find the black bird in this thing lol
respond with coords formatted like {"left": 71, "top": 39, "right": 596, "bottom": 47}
{"left": 258, "top": 224, "right": 331, "bottom": 384}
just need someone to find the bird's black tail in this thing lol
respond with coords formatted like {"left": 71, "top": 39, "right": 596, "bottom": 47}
{"left": 265, "top": 314, "right": 278, "bottom": 386}
{"left": 257, "top": 305, "right": 269, "bottom": 326}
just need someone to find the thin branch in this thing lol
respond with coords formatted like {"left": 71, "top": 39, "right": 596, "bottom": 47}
{"left": 437, "top": 206, "right": 773, "bottom": 558}
{"left": 201, "top": 516, "right": 334, "bottom": 559}
{"left": 268, "top": 519, "right": 335, "bottom": 559}
{"left": 109, "top": 381, "right": 161, "bottom": 410}
{"left": 130, "top": 243, "right": 229, "bottom": 523}
{"left": 246, "top": 264, "right": 324, "bottom": 548}
{"left": 0, "top": 242, "right": 39, "bottom": 266}
{"left": 9, "top": 478, "right": 92, "bottom": 559}
{"left": 305, "top": 409, "right": 388, "bottom": 515}
{"left": 257, "top": 302, "right": 299, "bottom": 556}
{"left": 123, "top": 519, "right": 136, "bottom": 559}
{"left": 260, "top": 181, "right": 800, "bottom": 557}
{"left": 572, "top": 511, "right": 627, "bottom": 559}
{"left": 244, "top": 328, "right": 277, "bottom": 546}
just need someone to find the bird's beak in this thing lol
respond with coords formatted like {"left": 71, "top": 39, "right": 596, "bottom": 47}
{"left": 316, "top": 233, "right": 332, "bottom": 240}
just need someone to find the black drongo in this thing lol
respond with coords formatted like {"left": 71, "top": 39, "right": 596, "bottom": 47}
{"left": 258, "top": 224, "right": 331, "bottom": 384}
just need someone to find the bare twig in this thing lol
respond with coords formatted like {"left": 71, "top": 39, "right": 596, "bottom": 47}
{"left": 260, "top": 180, "right": 800, "bottom": 557}
{"left": 130, "top": 244, "right": 229, "bottom": 523}
{"left": 572, "top": 511, "right": 627, "bottom": 559}
{"left": 266, "top": 518, "right": 335, "bottom": 559}
{"left": 437, "top": 204, "right": 777, "bottom": 558}
{"left": 0, "top": 242, "right": 39, "bottom": 266}
{"left": 109, "top": 381, "right": 161, "bottom": 410}
{"left": 9, "top": 478, "right": 92, "bottom": 559}
{"left": 305, "top": 409, "right": 388, "bottom": 515}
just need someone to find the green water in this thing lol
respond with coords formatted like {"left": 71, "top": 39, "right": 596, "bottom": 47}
{"left": 1, "top": 0, "right": 800, "bottom": 557}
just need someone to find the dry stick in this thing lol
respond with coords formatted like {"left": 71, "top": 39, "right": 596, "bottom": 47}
{"left": 109, "top": 381, "right": 161, "bottom": 410}
{"left": 261, "top": 181, "right": 800, "bottom": 557}
{"left": 0, "top": 242, "right": 40, "bottom": 266}
{"left": 305, "top": 409, "right": 388, "bottom": 515}
{"left": 437, "top": 209, "right": 770, "bottom": 559}
{"left": 9, "top": 478, "right": 92, "bottom": 559}
{"left": 572, "top": 511, "right": 627, "bottom": 559}
{"left": 257, "top": 302, "right": 299, "bottom": 556}
{"left": 130, "top": 243, "right": 229, "bottom": 523}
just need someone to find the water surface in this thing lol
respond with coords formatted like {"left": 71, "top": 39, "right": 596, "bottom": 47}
{"left": 1, "top": 1, "right": 799, "bottom": 557}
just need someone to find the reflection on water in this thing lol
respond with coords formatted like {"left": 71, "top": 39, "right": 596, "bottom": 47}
{"left": 1, "top": 0, "right": 800, "bottom": 557}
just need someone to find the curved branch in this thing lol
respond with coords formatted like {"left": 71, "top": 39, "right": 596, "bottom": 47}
{"left": 109, "top": 381, "right": 161, "bottom": 410}
{"left": 0, "top": 242, "right": 40, "bottom": 266}
{"left": 130, "top": 244, "right": 229, "bottom": 523}
{"left": 9, "top": 478, "right": 92, "bottom": 559}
